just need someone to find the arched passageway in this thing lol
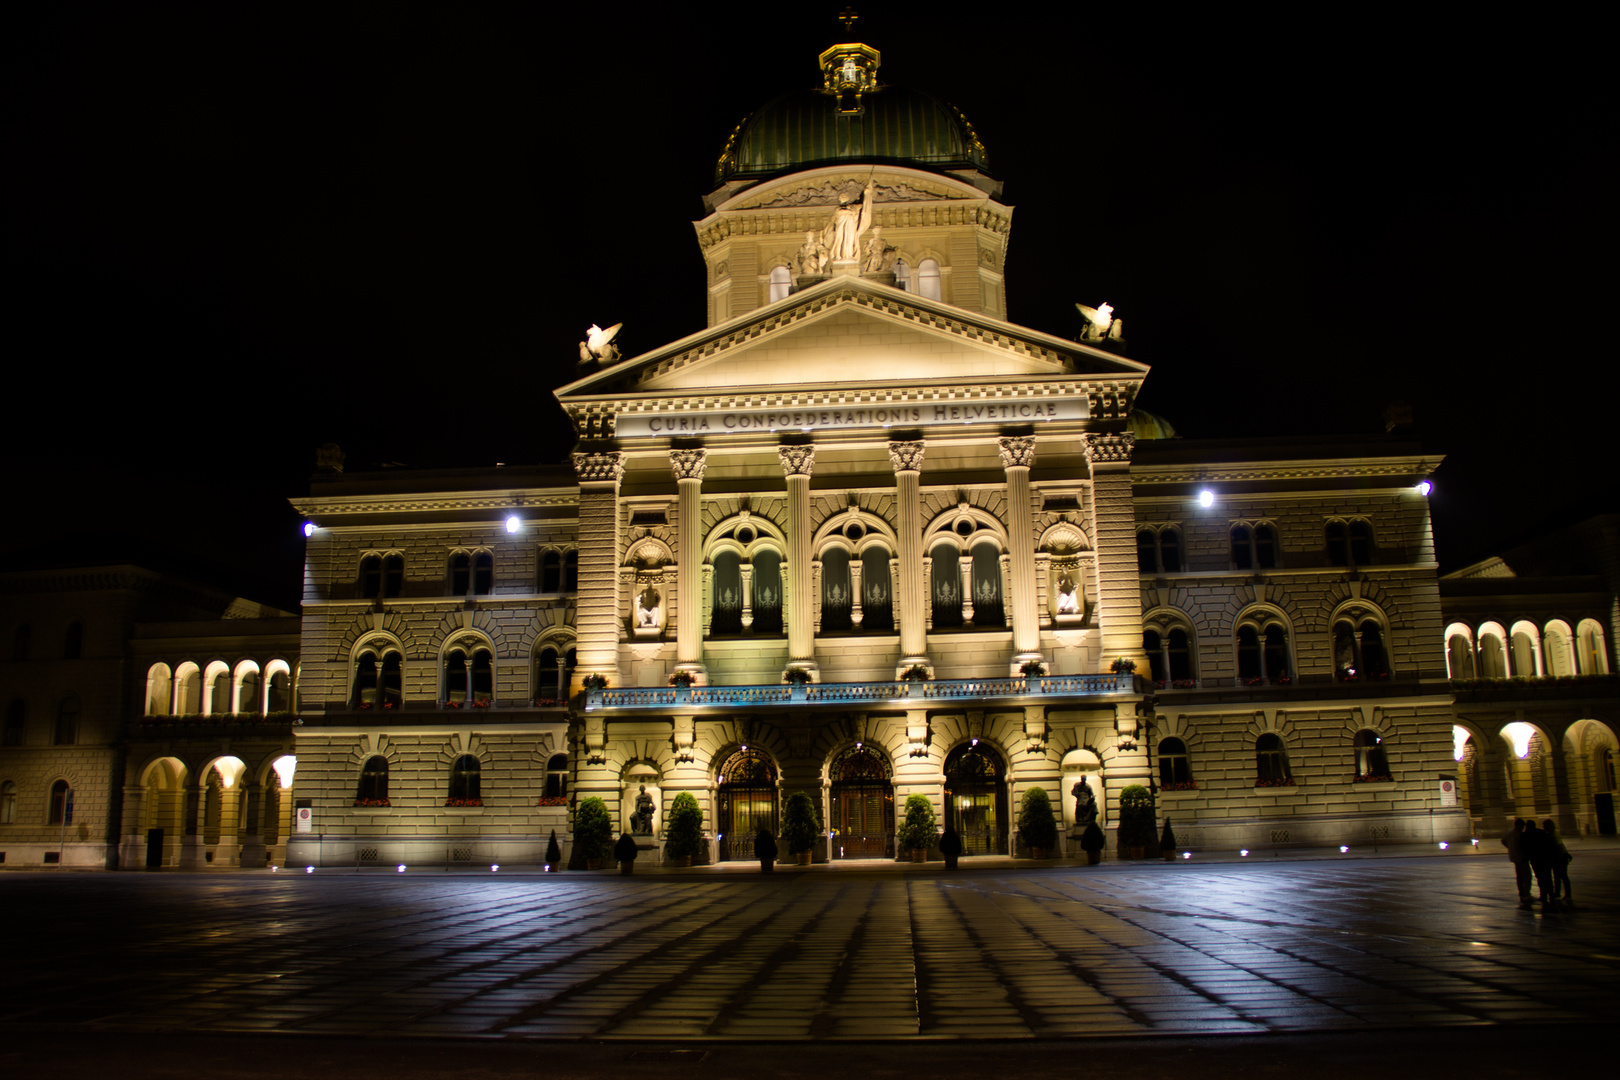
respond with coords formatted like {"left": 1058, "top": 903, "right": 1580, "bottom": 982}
{"left": 944, "top": 742, "right": 1007, "bottom": 855}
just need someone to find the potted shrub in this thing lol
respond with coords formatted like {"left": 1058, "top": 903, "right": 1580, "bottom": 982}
{"left": 783, "top": 667, "right": 812, "bottom": 700}
{"left": 666, "top": 791, "right": 704, "bottom": 867}
{"left": 1079, "top": 821, "right": 1106, "bottom": 865}
{"left": 940, "top": 826, "right": 962, "bottom": 870}
{"left": 581, "top": 673, "right": 608, "bottom": 691}
{"left": 901, "top": 664, "right": 930, "bottom": 682}
{"left": 782, "top": 790, "right": 821, "bottom": 866}
{"left": 1161, "top": 819, "right": 1178, "bottom": 861}
{"left": 754, "top": 826, "right": 778, "bottom": 872}
{"left": 545, "top": 829, "right": 562, "bottom": 872}
{"left": 615, "top": 831, "right": 639, "bottom": 875}
{"left": 575, "top": 796, "right": 613, "bottom": 870}
{"left": 1118, "top": 784, "right": 1156, "bottom": 860}
{"left": 1019, "top": 659, "right": 1048, "bottom": 680}
{"left": 1017, "top": 786, "right": 1059, "bottom": 859}
{"left": 897, "top": 793, "right": 937, "bottom": 862}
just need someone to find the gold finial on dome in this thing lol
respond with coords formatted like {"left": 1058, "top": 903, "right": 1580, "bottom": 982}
{"left": 819, "top": 39, "right": 880, "bottom": 114}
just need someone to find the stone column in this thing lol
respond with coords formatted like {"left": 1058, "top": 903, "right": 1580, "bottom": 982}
{"left": 999, "top": 437, "right": 1042, "bottom": 665}
{"left": 572, "top": 452, "right": 625, "bottom": 692}
{"left": 670, "top": 449, "right": 708, "bottom": 679}
{"left": 239, "top": 781, "right": 265, "bottom": 869}
{"left": 1083, "top": 433, "right": 1150, "bottom": 675}
{"left": 779, "top": 446, "right": 817, "bottom": 675}
{"left": 178, "top": 780, "right": 203, "bottom": 869}
{"left": 889, "top": 441, "right": 928, "bottom": 672}
{"left": 118, "top": 783, "right": 146, "bottom": 869}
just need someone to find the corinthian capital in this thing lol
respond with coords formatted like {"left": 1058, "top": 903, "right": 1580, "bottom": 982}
{"left": 998, "top": 436, "right": 1036, "bottom": 470}
{"left": 887, "top": 440, "right": 925, "bottom": 474}
{"left": 572, "top": 451, "right": 624, "bottom": 483}
{"left": 1081, "top": 432, "right": 1135, "bottom": 466}
{"left": 669, "top": 449, "right": 708, "bottom": 482}
{"left": 778, "top": 445, "right": 815, "bottom": 477}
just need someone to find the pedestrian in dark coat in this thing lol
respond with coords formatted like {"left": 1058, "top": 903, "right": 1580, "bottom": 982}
{"left": 1501, "top": 818, "right": 1531, "bottom": 907}
{"left": 1521, "top": 819, "right": 1555, "bottom": 906}
{"left": 1543, "top": 819, "right": 1573, "bottom": 905}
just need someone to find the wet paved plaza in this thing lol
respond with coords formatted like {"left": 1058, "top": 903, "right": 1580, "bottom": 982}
{"left": 3, "top": 850, "right": 1616, "bottom": 1042}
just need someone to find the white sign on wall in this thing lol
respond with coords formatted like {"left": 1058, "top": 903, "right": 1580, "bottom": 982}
{"left": 1438, "top": 779, "right": 1457, "bottom": 807}
{"left": 615, "top": 396, "right": 1088, "bottom": 437}
{"left": 295, "top": 806, "right": 314, "bottom": 833}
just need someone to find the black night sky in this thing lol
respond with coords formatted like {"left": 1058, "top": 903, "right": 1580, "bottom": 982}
{"left": 7, "top": 6, "right": 1608, "bottom": 609}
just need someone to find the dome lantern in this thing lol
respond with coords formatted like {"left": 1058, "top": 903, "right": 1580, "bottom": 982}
{"left": 819, "top": 42, "right": 881, "bottom": 114}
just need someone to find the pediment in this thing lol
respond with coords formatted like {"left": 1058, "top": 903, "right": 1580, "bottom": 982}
{"left": 559, "top": 279, "right": 1145, "bottom": 403}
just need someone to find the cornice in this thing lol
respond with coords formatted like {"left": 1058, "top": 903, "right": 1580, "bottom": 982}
{"left": 292, "top": 490, "right": 578, "bottom": 517}
{"left": 697, "top": 201, "right": 1011, "bottom": 249}
{"left": 1131, "top": 457, "right": 1438, "bottom": 485}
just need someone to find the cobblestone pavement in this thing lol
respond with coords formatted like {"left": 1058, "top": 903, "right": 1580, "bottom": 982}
{"left": 3, "top": 850, "right": 1616, "bottom": 1042}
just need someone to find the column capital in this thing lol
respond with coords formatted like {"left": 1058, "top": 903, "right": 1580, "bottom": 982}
{"left": 670, "top": 448, "right": 708, "bottom": 482}
{"left": 887, "top": 440, "right": 925, "bottom": 474}
{"left": 1082, "top": 432, "right": 1134, "bottom": 467}
{"left": 572, "top": 451, "right": 624, "bottom": 483}
{"left": 778, "top": 445, "right": 815, "bottom": 477}
{"left": 998, "top": 436, "right": 1036, "bottom": 469}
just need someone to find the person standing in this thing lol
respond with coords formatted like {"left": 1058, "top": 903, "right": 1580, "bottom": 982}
{"left": 1543, "top": 819, "right": 1573, "bottom": 906}
{"left": 1501, "top": 818, "right": 1531, "bottom": 908}
{"left": 1521, "top": 819, "right": 1556, "bottom": 907}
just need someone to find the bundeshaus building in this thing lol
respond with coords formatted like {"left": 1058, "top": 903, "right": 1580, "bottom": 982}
{"left": 4, "top": 37, "right": 1614, "bottom": 872}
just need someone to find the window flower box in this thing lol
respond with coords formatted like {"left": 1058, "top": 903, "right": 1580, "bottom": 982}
{"left": 444, "top": 797, "right": 483, "bottom": 807}
{"left": 1352, "top": 774, "right": 1393, "bottom": 783}
{"left": 537, "top": 795, "right": 568, "bottom": 807}
{"left": 352, "top": 797, "right": 391, "bottom": 807}
{"left": 1253, "top": 778, "right": 1296, "bottom": 788}
{"left": 1161, "top": 781, "right": 1198, "bottom": 792}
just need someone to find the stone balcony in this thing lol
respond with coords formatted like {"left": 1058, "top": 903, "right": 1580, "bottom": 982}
{"left": 585, "top": 672, "right": 1138, "bottom": 713}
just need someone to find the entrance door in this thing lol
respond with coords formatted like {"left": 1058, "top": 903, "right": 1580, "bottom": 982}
{"left": 716, "top": 748, "right": 778, "bottom": 862}
{"left": 830, "top": 746, "right": 894, "bottom": 858}
{"left": 944, "top": 743, "right": 1007, "bottom": 855}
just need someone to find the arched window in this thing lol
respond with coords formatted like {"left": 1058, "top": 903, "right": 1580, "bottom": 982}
{"left": 1231, "top": 525, "right": 1253, "bottom": 570}
{"left": 1478, "top": 632, "right": 1508, "bottom": 678}
{"left": 48, "top": 779, "right": 70, "bottom": 825}
{"left": 54, "top": 697, "right": 78, "bottom": 745}
{"left": 1254, "top": 524, "right": 1278, "bottom": 568}
{"left": 267, "top": 667, "right": 292, "bottom": 712}
{"left": 1543, "top": 622, "right": 1575, "bottom": 677}
{"left": 63, "top": 622, "right": 83, "bottom": 660}
{"left": 359, "top": 555, "right": 382, "bottom": 598}
{"left": 238, "top": 668, "right": 261, "bottom": 715}
{"left": 1333, "top": 617, "right": 1391, "bottom": 681}
{"left": 3, "top": 699, "right": 24, "bottom": 746}
{"left": 1349, "top": 521, "right": 1375, "bottom": 566}
{"left": 1158, "top": 737, "right": 1193, "bottom": 788}
{"left": 447, "top": 755, "right": 481, "bottom": 803}
{"left": 820, "top": 548, "right": 853, "bottom": 632}
{"left": 175, "top": 663, "right": 202, "bottom": 714}
{"left": 768, "top": 264, "right": 791, "bottom": 303}
{"left": 534, "top": 646, "right": 573, "bottom": 702}
{"left": 0, "top": 780, "right": 14, "bottom": 824}
{"left": 474, "top": 552, "right": 493, "bottom": 595}
{"left": 1326, "top": 519, "right": 1374, "bottom": 567}
{"left": 751, "top": 549, "right": 783, "bottom": 634}
{"left": 544, "top": 753, "right": 568, "bottom": 798}
{"left": 13, "top": 624, "right": 30, "bottom": 661}
{"left": 383, "top": 554, "right": 403, "bottom": 598}
{"left": 1137, "top": 527, "right": 1182, "bottom": 573}
{"left": 1353, "top": 729, "right": 1391, "bottom": 780}
{"left": 562, "top": 550, "right": 578, "bottom": 593}
{"left": 1137, "top": 529, "right": 1158, "bottom": 573}
{"left": 146, "top": 664, "right": 172, "bottom": 716}
{"left": 451, "top": 551, "right": 491, "bottom": 595}
{"left": 1144, "top": 626, "right": 1195, "bottom": 687}
{"left": 356, "top": 756, "right": 389, "bottom": 804}
{"left": 1447, "top": 632, "right": 1476, "bottom": 679}
{"left": 207, "top": 665, "right": 231, "bottom": 715}
{"left": 540, "top": 550, "right": 561, "bottom": 593}
{"left": 1577, "top": 619, "right": 1609, "bottom": 675}
{"left": 711, "top": 551, "right": 743, "bottom": 635}
{"left": 969, "top": 542, "right": 1003, "bottom": 627}
{"left": 1230, "top": 524, "right": 1278, "bottom": 570}
{"left": 1236, "top": 612, "right": 1291, "bottom": 683}
{"left": 352, "top": 650, "right": 402, "bottom": 709}
{"left": 917, "top": 258, "right": 942, "bottom": 301}
{"left": 861, "top": 546, "right": 894, "bottom": 632}
{"left": 930, "top": 542, "right": 962, "bottom": 628}
{"left": 444, "top": 647, "right": 493, "bottom": 705}
{"left": 1159, "top": 528, "right": 1182, "bottom": 572}
{"left": 1256, "top": 733, "right": 1292, "bottom": 784}
{"left": 1511, "top": 628, "right": 1541, "bottom": 677}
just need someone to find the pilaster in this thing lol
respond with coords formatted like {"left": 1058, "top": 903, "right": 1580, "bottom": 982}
{"left": 572, "top": 451, "right": 625, "bottom": 689}
{"left": 889, "top": 440, "right": 928, "bottom": 670}
{"left": 1083, "top": 433, "right": 1149, "bottom": 674}
{"left": 671, "top": 449, "right": 708, "bottom": 677}
{"left": 1000, "top": 436, "right": 1041, "bottom": 662}
{"left": 779, "top": 445, "right": 818, "bottom": 675}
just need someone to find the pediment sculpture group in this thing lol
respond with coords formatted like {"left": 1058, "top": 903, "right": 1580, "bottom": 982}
{"left": 795, "top": 180, "right": 897, "bottom": 276}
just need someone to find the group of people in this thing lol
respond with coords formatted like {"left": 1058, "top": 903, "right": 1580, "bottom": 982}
{"left": 1501, "top": 818, "right": 1574, "bottom": 908}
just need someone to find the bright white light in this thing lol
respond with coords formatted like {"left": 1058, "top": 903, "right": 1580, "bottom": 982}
{"left": 1471, "top": 838, "right": 1479, "bottom": 847}
{"left": 303, "top": 522, "right": 316, "bottom": 537}
{"left": 506, "top": 515, "right": 521, "bottom": 533}
{"left": 1182, "top": 852, "right": 1191, "bottom": 860}
{"left": 271, "top": 865, "right": 278, "bottom": 872}
{"left": 272, "top": 755, "right": 297, "bottom": 789}
{"left": 971, "top": 737, "right": 979, "bottom": 746}
{"left": 1239, "top": 848, "right": 1249, "bottom": 857}
{"left": 306, "top": 866, "right": 313, "bottom": 874}
{"left": 1198, "top": 489, "right": 1215, "bottom": 508}
{"left": 1504, "top": 721, "right": 1534, "bottom": 759}
{"left": 397, "top": 864, "right": 406, "bottom": 873}
{"left": 1452, "top": 725, "right": 1470, "bottom": 762}
{"left": 543, "top": 866, "right": 551, "bottom": 873}
{"left": 491, "top": 864, "right": 499, "bottom": 872}
{"left": 1340, "top": 845, "right": 1350, "bottom": 853}
{"left": 1438, "top": 842, "right": 1449, "bottom": 850}
{"left": 1416, "top": 480, "right": 1432, "bottom": 497}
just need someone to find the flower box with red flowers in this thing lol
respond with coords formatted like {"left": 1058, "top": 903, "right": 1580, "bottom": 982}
{"left": 533, "top": 697, "right": 563, "bottom": 708}
{"left": 536, "top": 795, "right": 568, "bottom": 807}
{"left": 1253, "top": 778, "right": 1296, "bottom": 788}
{"left": 1352, "top": 774, "right": 1393, "bottom": 783}
{"left": 444, "top": 797, "right": 483, "bottom": 807}
{"left": 1162, "top": 781, "right": 1198, "bottom": 791}
{"left": 444, "top": 700, "right": 463, "bottom": 709}
{"left": 352, "top": 797, "right": 391, "bottom": 808}
{"left": 472, "top": 698, "right": 491, "bottom": 708}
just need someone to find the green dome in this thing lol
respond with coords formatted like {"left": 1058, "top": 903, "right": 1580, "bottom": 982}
{"left": 714, "top": 84, "right": 991, "bottom": 187}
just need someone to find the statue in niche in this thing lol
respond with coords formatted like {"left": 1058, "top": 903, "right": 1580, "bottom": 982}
{"left": 1071, "top": 776, "right": 1098, "bottom": 827}
{"left": 631, "top": 785, "right": 655, "bottom": 835}
{"left": 635, "top": 585, "right": 662, "bottom": 628}
{"left": 861, "top": 225, "right": 898, "bottom": 273}
{"left": 822, "top": 179, "right": 876, "bottom": 262}
{"left": 795, "top": 230, "right": 828, "bottom": 275}
{"left": 1055, "top": 575, "right": 1081, "bottom": 615}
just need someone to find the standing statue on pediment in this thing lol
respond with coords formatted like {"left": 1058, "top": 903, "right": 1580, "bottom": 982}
{"left": 862, "top": 225, "right": 898, "bottom": 273}
{"left": 795, "top": 230, "right": 828, "bottom": 275}
{"left": 823, "top": 179, "right": 876, "bottom": 262}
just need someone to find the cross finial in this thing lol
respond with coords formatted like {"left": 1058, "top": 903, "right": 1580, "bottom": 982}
{"left": 839, "top": 7, "right": 859, "bottom": 31}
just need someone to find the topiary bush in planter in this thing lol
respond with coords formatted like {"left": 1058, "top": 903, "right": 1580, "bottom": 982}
{"left": 615, "top": 831, "right": 639, "bottom": 874}
{"left": 545, "top": 829, "right": 562, "bottom": 871}
{"left": 1160, "top": 818, "right": 1178, "bottom": 861}
{"left": 897, "top": 793, "right": 937, "bottom": 860}
{"left": 575, "top": 796, "right": 614, "bottom": 867}
{"left": 1017, "top": 786, "right": 1059, "bottom": 857}
{"left": 1079, "top": 821, "right": 1106, "bottom": 864}
{"left": 782, "top": 790, "right": 821, "bottom": 863}
{"left": 1117, "top": 784, "right": 1157, "bottom": 858}
{"left": 666, "top": 791, "right": 704, "bottom": 865}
